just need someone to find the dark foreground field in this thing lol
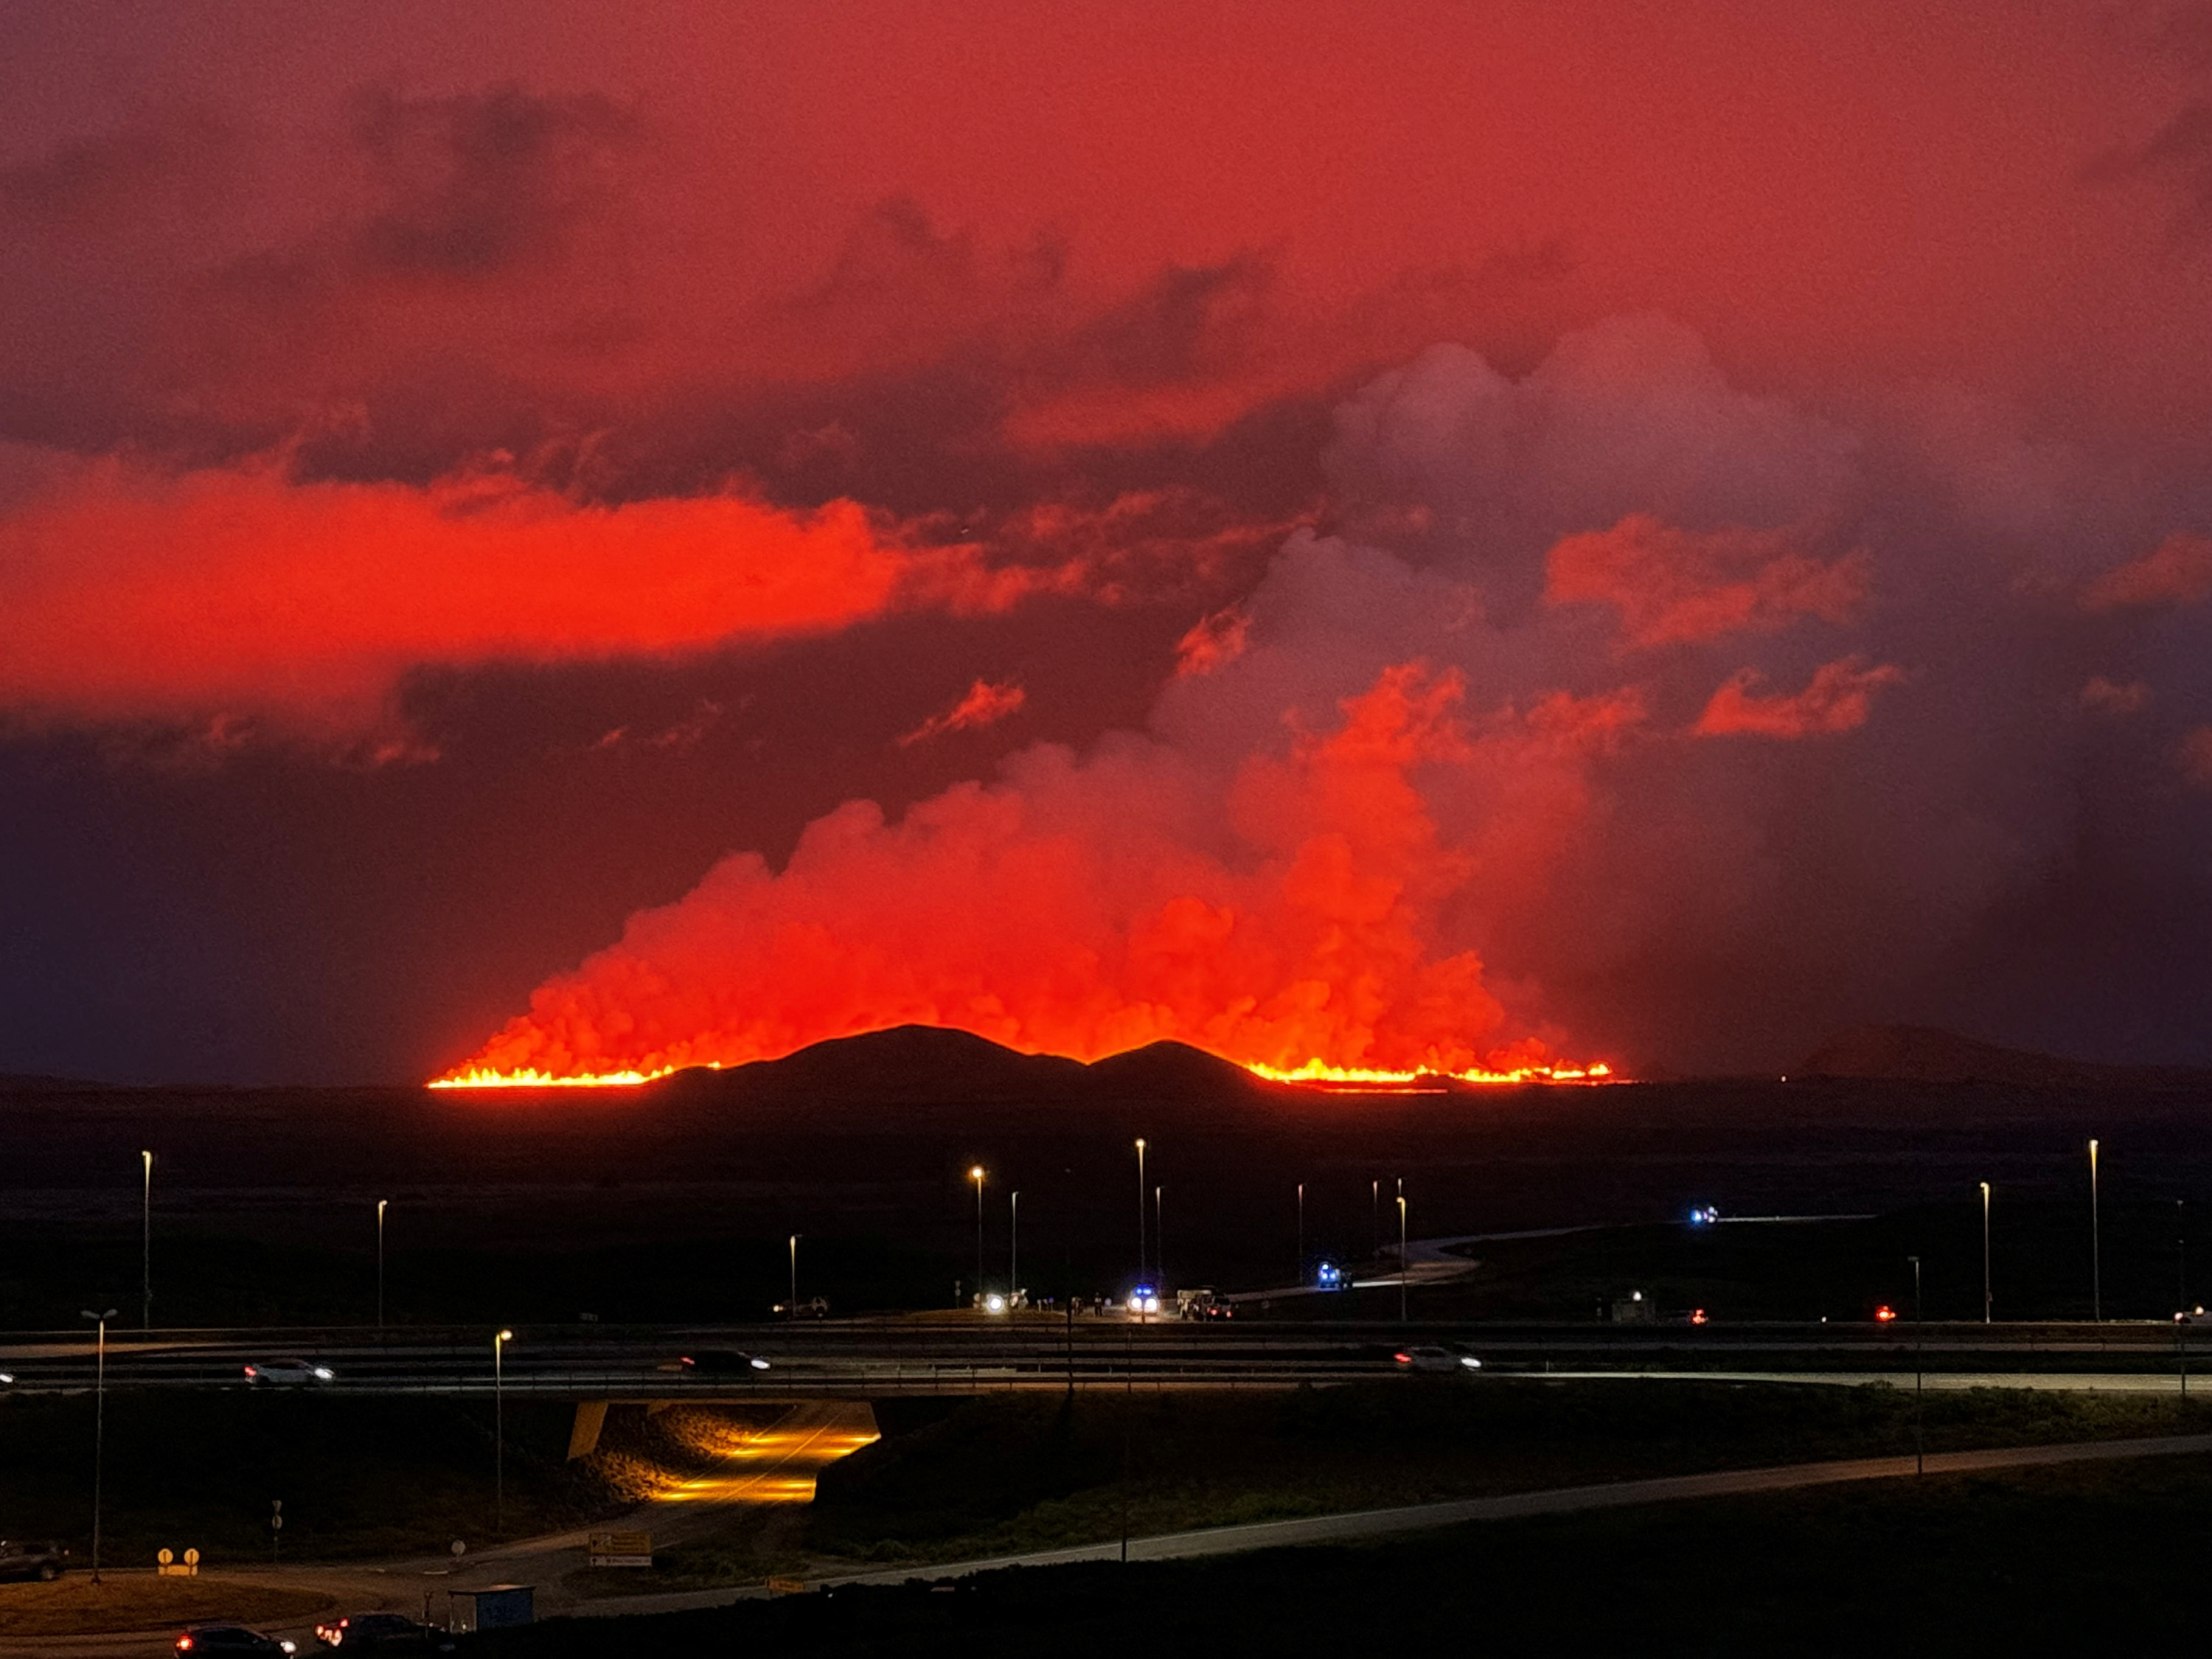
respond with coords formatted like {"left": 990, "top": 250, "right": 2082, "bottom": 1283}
{"left": 479, "top": 1450, "right": 2212, "bottom": 1657}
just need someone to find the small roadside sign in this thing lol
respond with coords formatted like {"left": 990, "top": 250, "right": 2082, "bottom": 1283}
{"left": 588, "top": 1531, "right": 653, "bottom": 1568}
{"left": 767, "top": 1576, "right": 806, "bottom": 1596}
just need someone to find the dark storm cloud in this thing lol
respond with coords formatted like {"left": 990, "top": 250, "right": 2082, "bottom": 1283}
{"left": 344, "top": 85, "right": 644, "bottom": 282}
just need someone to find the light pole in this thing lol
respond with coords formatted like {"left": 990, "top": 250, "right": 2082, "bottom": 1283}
{"left": 140, "top": 1152, "right": 153, "bottom": 1330}
{"left": 1908, "top": 1256, "right": 1924, "bottom": 1475}
{"left": 377, "top": 1199, "right": 389, "bottom": 1329}
{"left": 1134, "top": 1139, "right": 1147, "bottom": 1291}
{"left": 1397, "top": 1194, "right": 1408, "bottom": 1323}
{"left": 81, "top": 1308, "right": 116, "bottom": 1582}
{"left": 1009, "top": 1192, "right": 1020, "bottom": 1306}
{"left": 1371, "top": 1179, "right": 1380, "bottom": 1262}
{"left": 970, "top": 1166, "right": 987, "bottom": 1305}
{"left": 493, "top": 1329, "right": 512, "bottom": 1534}
{"left": 1154, "top": 1185, "right": 1164, "bottom": 1292}
{"left": 2090, "top": 1138, "right": 2102, "bottom": 1322}
{"left": 789, "top": 1234, "right": 799, "bottom": 1312}
{"left": 1296, "top": 1183, "right": 1304, "bottom": 1287}
{"left": 1979, "top": 1182, "right": 1991, "bottom": 1324}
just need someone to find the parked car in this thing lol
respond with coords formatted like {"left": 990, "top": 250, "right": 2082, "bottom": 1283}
{"left": 0, "top": 1539, "right": 67, "bottom": 1582}
{"left": 243, "top": 1359, "right": 334, "bottom": 1386}
{"left": 175, "top": 1625, "right": 297, "bottom": 1655}
{"left": 773, "top": 1296, "right": 830, "bottom": 1319}
{"left": 677, "top": 1349, "right": 771, "bottom": 1374}
{"left": 313, "top": 1611, "right": 456, "bottom": 1652}
{"left": 1394, "top": 1344, "right": 1481, "bottom": 1374}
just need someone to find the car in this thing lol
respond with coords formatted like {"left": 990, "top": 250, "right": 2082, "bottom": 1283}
{"left": 243, "top": 1359, "right": 334, "bottom": 1386}
{"left": 677, "top": 1349, "right": 771, "bottom": 1374}
{"left": 1394, "top": 1344, "right": 1481, "bottom": 1374}
{"left": 0, "top": 1539, "right": 68, "bottom": 1582}
{"left": 773, "top": 1296, "right": 830, "bottom": 1319}
{"left": 313, "top": 1611, "right": 456, "bottom": 1652}
{"left": 175, "top": 1625, "right": 297, "bottom": 1655}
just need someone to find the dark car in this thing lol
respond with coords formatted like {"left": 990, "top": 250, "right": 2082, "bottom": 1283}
{"left": 314, "top": 1611, "right": 455, "bottom": 1652}
{"left": 0, "top": 1538, "right": 67, "bottom": 1582}
{"left": 175, "top": 1625, "right": 297, "bottom": 1655}
{"left": 678, "top": 1349, "right": 771, "bottom": 1374}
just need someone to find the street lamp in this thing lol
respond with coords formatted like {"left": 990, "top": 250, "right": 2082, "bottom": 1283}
{"left": 789, "top": 1234, "right": 800, "bottom": 1313}
{"left": 377, "top": 1199, "right": 389, "bottom": 1329}
{"left": 2090, "top": 1138, "right": 2102, "bottom": 1322}
{"left": 970, "top": 1166, "right": 987, "bottom": 1306}
{"left": 1397, "top": 1194, "right": 1409, "bottom": 1323}
{"left": 81, "top": 1308, "right": 116, "bottom": 1582}
{"left": 1979, "top": 1182, "right": 1992, "bottom": 1324}
{"left": 493, "top": 1329, "right": 512, "bottom": 1534}
{"left": 1135, "top": 1139, "right": 1147, "bottom": 1290}
{"left": 1296, "top": 1183, "right": 1304, "bottom": 1287}
{"left": 140, "top": 1152, "right": 153, "bottom": 1331}
{"left": 1154, "top": 1185, "right": 1164, "bottom": 1293}
{"left": 1009, "top": 1192, "right": 1020, "bottom": 1307}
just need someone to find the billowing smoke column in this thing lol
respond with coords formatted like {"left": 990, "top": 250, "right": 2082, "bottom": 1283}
{"left": 442, "top": 318, "right": 2212, "bottom": 1085}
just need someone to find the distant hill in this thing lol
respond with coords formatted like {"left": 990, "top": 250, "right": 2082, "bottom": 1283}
{"left": 1797, "top": 1025, "right": 2212, "bottom": 1090}
{"left": 653, "top": 1024, "right": 1293, "bottom": 1119}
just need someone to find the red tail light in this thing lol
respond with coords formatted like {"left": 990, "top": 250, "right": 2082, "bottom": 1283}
{"left": 1393, "top": 1352, "right": 1412, "bottom": 1363}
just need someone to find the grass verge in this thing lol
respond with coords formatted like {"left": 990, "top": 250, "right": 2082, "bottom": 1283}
{"left": 0, "top": 1577, "right": 333, "bottom": 1638}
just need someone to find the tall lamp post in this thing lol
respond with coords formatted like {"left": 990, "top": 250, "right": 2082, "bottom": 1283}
{"left": 81, "top": 1308, "right": 116, "bottom": 1582}
{"left": 789, "top": 1234, "right": 800, "bottom": 1312}
{"left": 1397, "top": 1194, "right": 1409, "bottom": 1323}
{"left": 1154, "top": 1186, "right": 1164, "bottom": 1293}
{"left": 377, "top": 1199, "right": 389, "bottom": 1329}
{"left": 493, "top": 1329, "right": 512, "bottom": 1534}
{"left": 1009, "top": 1192, "right": 1020, "bottom": 1306}
{"left": 970, "top": 1167, "right": 987, "bottom": 1306}
{"left": 2090, "top": 1138, "right": 2102, "bottom": 1322}
{"left": 1134, "top": 1140, "right": 1148, "bottom": 1291}
{"left": 1295, "top": 1183, "right": 1304, "bottom": 1287}
{"left": 1979, "top": 1182, "right": 1992, "bottom": 1324}
{"left": 140, "top": 1152, "right": 153, "bottom": 1330}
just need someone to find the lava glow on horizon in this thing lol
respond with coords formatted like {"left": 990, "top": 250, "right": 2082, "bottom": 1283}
{"left": 426, "top": 1039, "right": 1614, "bottom": 1092}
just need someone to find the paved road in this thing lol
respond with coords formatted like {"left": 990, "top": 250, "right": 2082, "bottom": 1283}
{"left": 4, "top": 1319, "right": 2203, "bottom": 1399}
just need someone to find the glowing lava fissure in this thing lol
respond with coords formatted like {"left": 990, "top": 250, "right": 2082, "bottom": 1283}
{"left": 428, "top": 1038, "right": 1613, "bottom": 1093}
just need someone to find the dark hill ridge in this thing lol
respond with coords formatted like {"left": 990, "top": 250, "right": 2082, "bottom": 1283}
{"left": 1797, "top": 1024, "right": 2212, "bottom": 1090}
{"left": 653, "top": 1024, "right": 1292, "bottom": 1119}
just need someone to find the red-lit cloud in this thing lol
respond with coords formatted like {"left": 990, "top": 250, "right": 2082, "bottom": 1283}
{"left": 0, "top": 456, "right": 1009, "bottom": 732}
{"left": 2082, "top": 532, "right": 2212, "bottom": 612}
{"left": 897, "top": 679, "right": 1026, "bottom": 747}
{"left": 1693, "top": 658, "right": 1907, "bottom": 739}
{"left": 1545, "top": 515, "right": 1869, "bottom": 650}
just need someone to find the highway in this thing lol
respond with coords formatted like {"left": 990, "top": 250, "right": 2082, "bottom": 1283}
{"left": 2, "top": 1318, "right": 2204, "bottom": 1397}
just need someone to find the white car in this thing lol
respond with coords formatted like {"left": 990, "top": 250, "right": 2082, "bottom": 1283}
{"left": 1394, "top": 1345, "right": 1481, "bottom": 1374}
{"left": 243, "top": 1359, "right": 334, "bottom": 1386}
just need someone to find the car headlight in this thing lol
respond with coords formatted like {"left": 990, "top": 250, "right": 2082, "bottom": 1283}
{"left": 750, "top": 1357, "right": 771, "bottom": 1371}
{"left": 313, "top": 1368, "right": 334, "bottom": 1380}
{"left": 1459, "top": 1356, "right": 1481, "bottom": 1368}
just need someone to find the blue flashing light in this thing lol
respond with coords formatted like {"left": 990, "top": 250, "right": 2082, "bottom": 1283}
{"left": 1316, "top": 1261, "right": 1343, "bottom": 1287}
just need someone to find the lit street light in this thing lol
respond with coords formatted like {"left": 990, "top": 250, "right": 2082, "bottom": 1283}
{"left": 970, "top": 1166, "right": 987, "bottom": 1307}
{"left": 1980, "top": 1181, "right": 1992, "bottom": 1324}
{"left": 493, "top": 1329, "right": 512, "bottom": 1534}
{"left": 377, "top": 1199, "right": 389, "bottom": 1329}
{"left": 1135, "top": 1139, "right": 1148, "bottom": 1293}
{"left": 1397, "top": 1194, "right": 1408, "bottom": 1323}
{"left": 1295, "top": 1182, "right": 1304, "bottom": 1287}
{"left": 1154, "top": 1185, "right": 1164, "bottom": 1293}
{"left": 140, "top": 1152, "right": 153, "bottom": 1331}
{"left": 789, "top": 1234, "right": 800, "bottom": 1313}
{"left": 80, "top": 1307, "right": 116, "bottom": 1582}
{"left": 2090, "top": 1138, "right": 2102, "bottom": 1322}
{"left": 1009, "top": 1192, "right": 1020, "bottom": 1307}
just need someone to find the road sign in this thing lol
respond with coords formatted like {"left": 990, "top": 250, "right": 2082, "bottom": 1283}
{"left": 767, "top": 1576, "right": 807, "bottom": 1596}
{"left": 588, "top": 1531, "right": 653, "bottom": 1568}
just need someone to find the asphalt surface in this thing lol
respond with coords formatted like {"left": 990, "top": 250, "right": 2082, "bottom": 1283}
{"left": 4, "top": 1317, "right": 2206, "bottom": 1399}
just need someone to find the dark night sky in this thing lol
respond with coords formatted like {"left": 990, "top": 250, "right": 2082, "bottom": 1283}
{"left": 3, "top": 0, "right": 2211, "bottom": 1085}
